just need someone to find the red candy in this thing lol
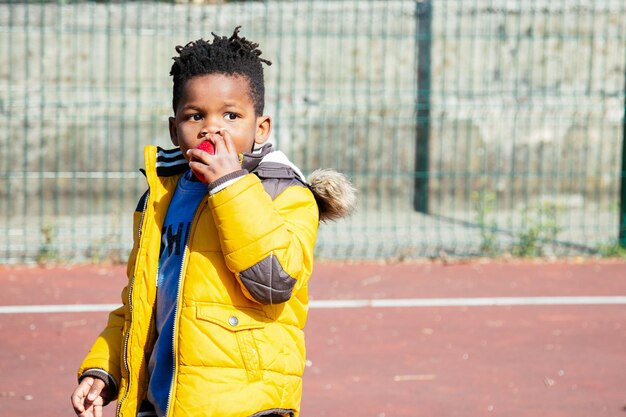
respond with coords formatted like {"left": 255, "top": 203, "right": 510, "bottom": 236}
{"left": 192, "top": 140, "right": 215, "bottom": 183}
{"left": 196, "top": 140, "right": 215, "bottom": 155}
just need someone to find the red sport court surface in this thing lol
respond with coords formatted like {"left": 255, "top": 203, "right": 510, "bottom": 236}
{"left": 1, "top": 260, "right": 625, "bottom": 417}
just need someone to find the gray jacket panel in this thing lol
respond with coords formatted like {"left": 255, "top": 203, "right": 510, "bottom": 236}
{"left": 239, "top": 254, "right": 297, "bottom": 304}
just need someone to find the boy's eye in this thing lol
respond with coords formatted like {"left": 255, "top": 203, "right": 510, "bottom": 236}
{"left": 224, "top": 113, "right": 238, "bottom": 121}
{"left": 185, "top": 113, "right": 202, "bottom": 121}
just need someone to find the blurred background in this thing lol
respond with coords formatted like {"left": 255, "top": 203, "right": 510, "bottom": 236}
{"left": 1, "top": 0, "right": 625, "bottom": 263}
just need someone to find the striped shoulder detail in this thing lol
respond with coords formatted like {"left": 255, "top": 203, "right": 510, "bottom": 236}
{"left": 156, "top": 147, "right": 188, "bottom": 177}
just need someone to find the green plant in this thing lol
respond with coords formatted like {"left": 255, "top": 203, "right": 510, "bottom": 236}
{"left": 597, "top": 242, "right": 626, "bottom": 258}
{"left": 472, "top": 189, "right": 499, "bottom": 256}
{"left": 37, "top": 222, "right": 59, "bottom": 265}
{"left": 86, "top": 234, "right": 125, "bottom": 264}
{"left": 511, "top": 202, "right": 561, "bottom": 257}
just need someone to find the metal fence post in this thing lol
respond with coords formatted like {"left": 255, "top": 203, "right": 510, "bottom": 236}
{"left": 619, "top": 64, "right": 626, "bottom": 248}
{"left": 414, "top": 0, "right": 432, "bottom": 213}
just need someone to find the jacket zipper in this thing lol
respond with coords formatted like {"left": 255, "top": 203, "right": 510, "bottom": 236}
{"left": 164, "top": 200, "right": 206, "bottom": 416}
{"left": 116, "top": 190, "right": 149, "bottom": 417}
{"left": 137, "top": 191, "right": 149, "bottom": 240}
{"left": 164, "top": 245, "right": 188, "bottom": 416}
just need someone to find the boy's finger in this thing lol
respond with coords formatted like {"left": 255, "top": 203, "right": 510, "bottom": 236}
{"left": 71, "top": 393, "right": 85, "bottom": 414}
{"left": 220, "top": 129, "right": 237, "bottom": 154}
{"left": 189, "top": 162, "right": 210, "bottom": 182}
{"left": 71, "top": 378, "right": 93, "bottom": 413}
{"left": 87, "top": 378, "right": 105, "bottom": 401}
{"left": 208, "top": 131, "right": 224, "bottom": 153}
{"left": 211, "top": 129, "right": 234, "bottom": 154}
{"left": 187, "top": 149, "right": 209, "bottom": 165}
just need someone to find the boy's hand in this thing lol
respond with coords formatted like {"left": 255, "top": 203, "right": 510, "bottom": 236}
{"left": 71, "top": 377, "right": 107, "bottom": 417}
{"left": 188, "top": 129, "right": 243, "bottom": 184}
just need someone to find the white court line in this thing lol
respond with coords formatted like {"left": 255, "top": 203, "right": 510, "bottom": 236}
{"left": 0, "top": 304, "right": 122, "bottom": 314}
{"left": 1, "top": 296, "right": 626, "bottom": 314}
{"left": 310, "top": 296, "right": 626, "bottom": 309}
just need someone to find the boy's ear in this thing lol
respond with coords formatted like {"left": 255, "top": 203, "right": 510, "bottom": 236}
{"left": 254, "top": 115, "right": 272, "bottom": 144}
{"left": 169, "top": 117, "right": 179, "bottom": 147}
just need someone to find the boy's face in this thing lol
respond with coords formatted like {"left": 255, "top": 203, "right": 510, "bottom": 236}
{"left": 169, "top": 73, "right": 271, "bottom": 159}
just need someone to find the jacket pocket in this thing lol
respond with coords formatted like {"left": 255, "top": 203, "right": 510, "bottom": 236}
{"left": 195, "top": 303, "right": 271, "bottom": 382}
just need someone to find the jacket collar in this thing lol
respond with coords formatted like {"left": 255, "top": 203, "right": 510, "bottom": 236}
{"left": 241, "top": 143, "right": 275, "bottom": 173}
{"left": 154, "top": 147, "right": 188, "bottom": 177}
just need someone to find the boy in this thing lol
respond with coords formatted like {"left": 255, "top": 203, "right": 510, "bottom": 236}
{"left": 71, "top": 27, "right": 355, "bottom": 417}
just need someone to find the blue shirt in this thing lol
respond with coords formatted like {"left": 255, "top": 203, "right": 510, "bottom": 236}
{"left": 147, "top": 170, "right": 207, "bottom": 417}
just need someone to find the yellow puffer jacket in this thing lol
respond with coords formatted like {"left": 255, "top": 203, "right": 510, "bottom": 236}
{"left": 78, "top": 144, "right": 320, "bottom": 417}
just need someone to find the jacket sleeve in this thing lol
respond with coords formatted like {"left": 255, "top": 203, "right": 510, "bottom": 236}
{"left": 208, "top": 174, "right": 318, "bottom": 305}
{"left": 77, "top": 300, "right": 126, "bottom": 396}
{"left": 76, "top": 191, "right": 146, "bottom": 392}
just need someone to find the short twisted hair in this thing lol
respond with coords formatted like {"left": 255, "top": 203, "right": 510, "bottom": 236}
{"left": 170, "top": 26, "right": 271, "bottom": 115}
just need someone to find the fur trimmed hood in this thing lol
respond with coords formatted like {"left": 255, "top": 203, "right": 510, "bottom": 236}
{"left": 308, "top": 169, "right": 357, "bottom": 222}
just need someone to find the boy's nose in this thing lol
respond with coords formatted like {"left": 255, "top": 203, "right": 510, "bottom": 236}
{"left": 200, "top": 122, "right": 222, "bottom": 137}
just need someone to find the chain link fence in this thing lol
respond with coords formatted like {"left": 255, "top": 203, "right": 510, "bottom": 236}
{"left": 1, "top": 0, "right": 625, "bottom": 263}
